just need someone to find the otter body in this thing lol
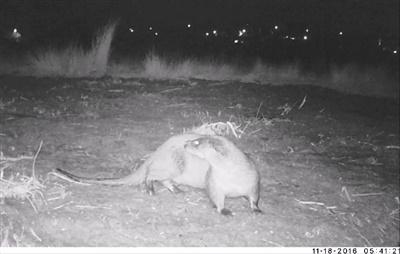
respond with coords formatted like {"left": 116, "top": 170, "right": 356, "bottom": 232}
{"left": 184, "top": 135, "right": 261, "bottom": 215}
{"left": 56, "top": 134, "right": 210, "bottom": 194}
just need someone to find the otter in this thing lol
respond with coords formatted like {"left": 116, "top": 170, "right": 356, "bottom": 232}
{"left": 184, "top": 135, "right": 262, "bottom": 216}
{"left": 54, "top": 134, "right": 262, "bottom": 215}
{"left": 55, "top": 134, "right": 210, "bottom": 195}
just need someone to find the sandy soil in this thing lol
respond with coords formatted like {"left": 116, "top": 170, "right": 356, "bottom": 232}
{"left": 0, "top": 76, "right": 399, "bottom": 247}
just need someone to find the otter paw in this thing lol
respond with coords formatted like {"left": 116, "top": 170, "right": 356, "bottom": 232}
{"left": 142, "top": 181, "right": 155, "bottom": 196}
{"left": 252, "top": 207, "right": 263, "bottom": 213}
{"left": 170, "top": 185, "right": 183, "bottom": 194}
{"left": 220, "top": 208, "right": 234, "bottom": 216}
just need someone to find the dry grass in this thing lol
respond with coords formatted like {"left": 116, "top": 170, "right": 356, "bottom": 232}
{"left": 27, "top": 20, "right": 118, "bottom": 78}
{"left": 188, "top": 121, "right": 243, "bottom": 138}
{"left": 0, "top": 172, "right": 43, "bottom": 203}
{"left": 0, "top": 142, "right": 45, "bottom": 212}
{"left": 0, "top": 143, "right": 46, "bottom": 246}
{"left": 185, "top": 103, "right": 289, "bottom": 139}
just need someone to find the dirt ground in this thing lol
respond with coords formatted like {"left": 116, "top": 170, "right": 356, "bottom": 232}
{"left": 0, "top": 75, "right": 399, "bottom": 247}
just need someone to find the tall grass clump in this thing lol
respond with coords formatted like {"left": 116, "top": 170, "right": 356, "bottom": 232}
{"left": 143, "top": 52, "right": 241, "bottom": 80}
{"left": 28, "top": 20, "right": 118, "bottom": 78}
{"left": 142, "top": 49, "right": 178, "bottom": 79}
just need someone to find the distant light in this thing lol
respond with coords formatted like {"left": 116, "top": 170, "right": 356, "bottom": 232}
{"left": 234, "top": 39, "right": 239, "bottom": 44}
{"left": 239, "top": 31, "right": 243, "bottom": 37}
{"left": 394, "top": 50, "right": 398, "bottom": 54}
{"left": 206, "top": 32, "right": 209, "bottom": 36}
{"left": 129, "top": 28, "right": 134, "bottom": 33}
{"left": 378, "top": 38, "right": 382, "bottom": 46}
{"left": 303, "top": 35, "right": 308, "bottom": 40}
{"left": 187, "top": 24, "right": 191, "bottom": 28}
{"left": 339, "top": 31, "right": 343, "bottom": 35}
{"left": 306, "top": 28, "right": 309, "bottom": 33}
{"left": 242, "top": 29, "right": 246, "bottom": 33}
{"left": 155, "top": 32, "right": 158, "bottom": 36}
{"left": 274, "top": 25, "right": 278, "bottom": 30}
{"left": 213, "top": 30, "right": 217, "bottom": 35}
{"left": 11, "top": 28, "right": 21, "bottom": 41}
{"left": 284, "top": 35, "right": 289, "bottom": 39}
{"left": 149, "top": 27, "right": 153, "bottom": 30}
{"left": 290, "top": 37, "right": 295, "bottom": 40}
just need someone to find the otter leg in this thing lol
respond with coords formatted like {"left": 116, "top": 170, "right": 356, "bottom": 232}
{"left": 248, "top": 185, "right": 262, "bottom": 213}
{"left": 143, "top": 180, "right": 155, "bottom": 196}
{"left": 205, "top": 171, "right": 232, "bottom": 216}
{"left": 249, "top": 197, "right": 262, "bottom": 213}
{"left": 161, "top": 180, "right": 183, "bottom": 194}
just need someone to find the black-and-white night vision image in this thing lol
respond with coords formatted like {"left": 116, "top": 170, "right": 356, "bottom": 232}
{"left": 0, "top": 0, "right": 399, "bottom": 248}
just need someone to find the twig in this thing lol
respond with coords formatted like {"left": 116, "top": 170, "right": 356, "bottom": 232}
{"left": 75, "top": 205, "right": 112, "bottom": 209}
{"left": 32, "top": 141, "right": 43, "bottom": 177}
{"left": 226, "top": 121, "right": 239, "bottom": 139}
{"left": 53, "top": 201, "right": 74, "bottom": 210}
{"left": 385, "top": 145, "right": 400, "bottom": 149}
{"left": 356, "top": 229, "right": 373, "bottom": 247}
{"left": 29, "top": 228, "right": 42, "bottom": 242}
{"left": 295, "top": 199, "right": 325, "bottom": 206}
{"left": 115, "top": 230, "right": 137, "bottom": 241}
{"left": 159, "top": 87, "right": 182, "bottom": 93}
{"left": 341, "top": 186, "right": 353, "bottom": 202}
{"left": 255, "top": 102, "right": 263, "bottom": 118}
{"left": 0, "top": 155, "right": 34, "bottom": 162}
{"left": 298, "top": 95, "right": 307, "bottom": 109}
{"left": 352, "top": 192, "right": 384, "bottom": 197}
{"left": 247, "top": 128, "right": 262, "bottom": 136}
{"left": 241, "top": 120, "right": 252, "bottom": 134}
{"left": 25, "top": 195, "right": 38, "bottom": 213}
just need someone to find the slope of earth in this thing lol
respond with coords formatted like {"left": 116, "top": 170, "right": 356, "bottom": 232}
{"left": 0, "top": 76, "right": 399, "bottom": 247}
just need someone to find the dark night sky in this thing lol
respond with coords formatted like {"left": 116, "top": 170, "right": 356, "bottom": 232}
{"left": 1, "top": 0, "right": 398, "bottom": 38}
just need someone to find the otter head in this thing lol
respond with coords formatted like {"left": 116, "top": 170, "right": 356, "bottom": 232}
{"left": 184, "top": 137, "right": 228, "bottom": 159}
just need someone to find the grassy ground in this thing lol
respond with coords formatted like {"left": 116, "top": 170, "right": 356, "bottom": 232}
{"left": 0, "top": 76, "right": 398, "bottom": 247}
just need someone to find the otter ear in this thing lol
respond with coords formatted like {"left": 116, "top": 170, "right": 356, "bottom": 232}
{"left": 210, "top": 138, "right": 229, "bottom": 157}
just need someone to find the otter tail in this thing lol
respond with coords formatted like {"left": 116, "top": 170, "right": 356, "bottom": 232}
{"left": 54, "top": 166, "right": 147, "bottom": 186}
